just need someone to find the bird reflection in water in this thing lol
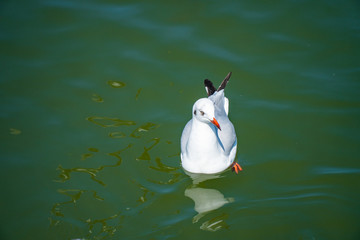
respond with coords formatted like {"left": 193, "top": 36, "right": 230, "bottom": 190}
{"left": 184, "top": 171, "right": 233, "bottom": 231}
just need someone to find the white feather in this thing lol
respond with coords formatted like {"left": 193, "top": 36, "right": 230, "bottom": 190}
{"left": 180, "top": 90, "right": 237, "bottom": 174}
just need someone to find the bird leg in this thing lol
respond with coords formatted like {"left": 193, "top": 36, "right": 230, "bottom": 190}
{"left": 232, "top": 162, "right": 243, "bottom": 174}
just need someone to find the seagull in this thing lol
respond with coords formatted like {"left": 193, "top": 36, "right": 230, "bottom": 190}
{"left": 180, "top": 72, "right": 242, "bottom": 174}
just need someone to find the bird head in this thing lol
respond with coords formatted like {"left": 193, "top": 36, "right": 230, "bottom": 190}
{"left": 192, "top": 98, "right": 221, "bottom": 130}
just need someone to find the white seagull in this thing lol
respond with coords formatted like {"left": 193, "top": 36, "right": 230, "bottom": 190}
{"left": 180, "top": 72, "right": 242, "bottom": 174}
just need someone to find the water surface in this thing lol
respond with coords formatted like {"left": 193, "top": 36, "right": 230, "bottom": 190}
{"left": 1, "top": 0, "right": 360, "bottom": 239}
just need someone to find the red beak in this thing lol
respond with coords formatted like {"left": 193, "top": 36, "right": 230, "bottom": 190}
{"left": 211, "top": 118, "right": 221, "bottom": 130}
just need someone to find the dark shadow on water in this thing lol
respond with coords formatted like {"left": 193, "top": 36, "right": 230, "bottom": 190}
{"left": 55, "top": 144, "right": 132, "bottom": 186}
{"left": 50, "top": 95, "right": 180, "bottom": 239}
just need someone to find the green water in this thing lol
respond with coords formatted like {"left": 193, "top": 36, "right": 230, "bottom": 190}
{"left": 1, "top": 0, "right": 360, "bottom": 239}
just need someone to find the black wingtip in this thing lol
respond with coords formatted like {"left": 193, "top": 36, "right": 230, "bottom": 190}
{"left": 217, "top": 72, "right": 232, "bottom": 91}
{"left": 204, "top": 79, "right": 216, "bottom": 96}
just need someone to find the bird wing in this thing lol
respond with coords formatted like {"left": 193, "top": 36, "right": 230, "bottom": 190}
{"left": 200, "top": 72, "right": 236, "bottom": 158}
{"left": 180, "top": 119, "right": 192, "bottom": 154}
{"left": 209, "top": 90, "right": 236, "bottom": 156}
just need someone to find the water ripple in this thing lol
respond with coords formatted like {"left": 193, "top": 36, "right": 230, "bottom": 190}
{"left": 86, "top": 116, "right": 136, "bottom": 127}
{"left": 313, "top": 167, "right": 360, "bottom": 175}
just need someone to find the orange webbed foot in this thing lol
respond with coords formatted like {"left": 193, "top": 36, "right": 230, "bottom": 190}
{"left": 232, "top": 162, "right": 243, "bottom": 174}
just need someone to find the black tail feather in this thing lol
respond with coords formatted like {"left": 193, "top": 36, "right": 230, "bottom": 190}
{"left": 204, "top": 79, "right": 216, "bottom": 96}
{"left": 217, "top": 72, "right": 232, "bottom": 91}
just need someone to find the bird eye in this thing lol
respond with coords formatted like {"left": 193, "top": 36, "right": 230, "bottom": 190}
{"left": 194, "top": 110, "right": 196, "bottom": 115}
{"left": 200, "top": 110, "right": 205, "bottom": 116}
